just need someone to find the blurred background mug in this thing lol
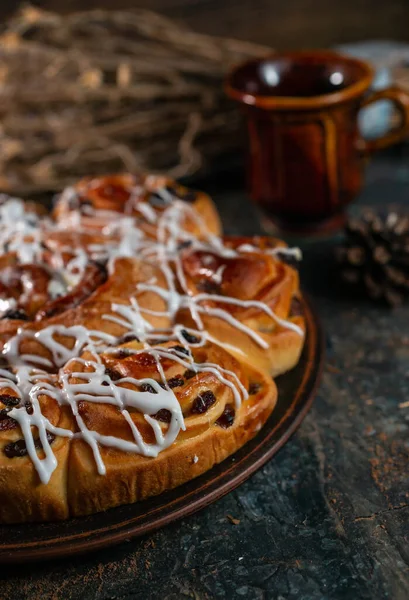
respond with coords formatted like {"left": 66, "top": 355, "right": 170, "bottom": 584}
{"left": 226, "top": 50, "right": 409, "bottom": 235}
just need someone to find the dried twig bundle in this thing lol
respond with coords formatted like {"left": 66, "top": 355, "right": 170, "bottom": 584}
{"left": 0, "top": 5, "right": 270, "bottom": 195}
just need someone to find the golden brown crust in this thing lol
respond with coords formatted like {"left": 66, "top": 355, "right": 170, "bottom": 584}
{"left": 63, "top": 338, "right": 273, "bottom": 512}
{"left": 53, "top": 172, "right": 222, "bottom": 238}
{"left": 68, "top": 399, "right": 274, "bottom": 517}
{"left": 11, "top": 257, "right": 171, "bottom": 359}
{"left": 0, "top": 341, "right": 276, "bottom": 522}
{"left": 67, "top": 361, "right": 276, "bottom": 517}
{"left": 201, "top": 312, "right": 305, "bottom": 378}
{"left": 178, "top": 235, "right": 305, "bottom": 376}
{"left": 0, "top": 397, "right": 72, "bottom": 523}
{"left": 0, "top": 174, "right": 304, "bottom": 524}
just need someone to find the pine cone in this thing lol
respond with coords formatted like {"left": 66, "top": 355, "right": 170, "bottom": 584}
{"left": 336, "top": 209, "right": 409, "bottom": 306}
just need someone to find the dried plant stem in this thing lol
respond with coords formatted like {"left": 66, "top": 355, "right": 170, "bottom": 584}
{"left": 0, "top": 5, "right": 271, "bottom": 195}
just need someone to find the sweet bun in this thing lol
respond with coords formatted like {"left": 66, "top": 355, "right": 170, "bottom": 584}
{"left": 0, "top": 172, "right": 304, "bottom": 523}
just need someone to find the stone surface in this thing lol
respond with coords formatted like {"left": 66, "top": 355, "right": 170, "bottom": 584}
{"left": 1, "top": 148, "right": 409, "bottom": 599}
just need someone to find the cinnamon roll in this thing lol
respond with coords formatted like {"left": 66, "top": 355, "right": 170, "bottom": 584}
{"left": 0, "top": 376, "right": 73, "bottom": 523}
{"left": 53, "top": 173, "right": 222, "bottom": 240}
{"left": 65, "top": 338, "right": 275, "bottom": 516}
{"left": 177, "top": 235, "right": 305, "bottom": 377}
{"left": 0, "top": 172, "right": 305, "bottom": 523}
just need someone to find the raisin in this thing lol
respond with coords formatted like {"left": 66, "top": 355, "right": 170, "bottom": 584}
{"left": 105, "top": 366, "right": 122, "bottom": 381}
{"left": 1, "top": 309, "right": 28, "bottom": 321}
{"left": 196, "top": 280, "right": 221, "bottom": 294}
{"left": 0, "top": 395, "right": 20, "bottom": 407}
{"left": 0, "top": 412, "right": 16, "bottom": 431}
{"left": 191, "top": 390, "right": 216, "bottom": 414}
{"left": 177, "top": 240, "right": 192, "bottom": 251}
{"left": 216, "top": 404, "right": 235, "bottom": 429}
{"left": 184, "top": 369, "right": 197, "bottom": 380}
{"left": 91, "top": 259, "right": 108, "bottom": 275}
{"left": 290, "top": 297, "right": 303, "bottom": 317}
{"left": 276, "top": 253, "right": 299, "bottom": 269}
{"left": 171, "top": 345, "right": 190, "bottom": 356}
{"left": 119, "top": 333, "right": 139, "bottom": 344}
{"left": 4, "top": 439, "right": 26, "bottom": 458}
{"left": 24, "top": 400, "right": 34, "bottom": 415}
{"left": 140, "top": 383, "right": 157, "bottom": 394}
{"left": 4, "top": 432, "right": 55, "bottom": 458}
{"left": 167, "top": 377, "right": 184, "bottom": 389}
{"left": 152, "top": 409, "right": 172, "bottom": 423}
{"left": 0, "top": 356, "right": 9, "bottom": 371}
{"left": 248, "top": 382, "right": 261, "bottom": 395}
{"left": 116, "top": 349, "right": 131, "bottom": 359}
{"left": 181, "top": 330, "right": 200, "bottom": 344}
{"left": 148, "top": 191, "right": 167, "bottom": 207}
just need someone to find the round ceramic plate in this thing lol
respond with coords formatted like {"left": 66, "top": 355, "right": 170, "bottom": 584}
{"left": 0, "top": 295, "right": 323, "bottom": 563}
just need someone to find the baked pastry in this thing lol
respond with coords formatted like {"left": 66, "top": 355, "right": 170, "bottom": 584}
{"left": 53, "top": 173, "right": 222, "bottom": 240}
{"left": 178, "top": 235, "right": 305, "bottom": 377}
{"left": 0, "top": 174, "right": 305, "bottom": 523}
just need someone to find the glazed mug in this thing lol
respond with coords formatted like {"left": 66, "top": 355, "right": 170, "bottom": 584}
{"left": 226, "top": 51, "right": 409, "bottom": 235}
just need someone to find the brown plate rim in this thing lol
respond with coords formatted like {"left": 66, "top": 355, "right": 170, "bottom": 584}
{"left": 0, "top": 294, "right": 324, "bottom": 563}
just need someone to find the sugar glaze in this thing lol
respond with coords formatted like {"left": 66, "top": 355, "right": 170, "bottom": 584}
{"left": 0, "top": 182, "right": 303, "bottom": 484}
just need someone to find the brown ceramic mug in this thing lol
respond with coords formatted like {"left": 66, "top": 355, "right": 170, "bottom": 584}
{"left": 226, "top": 51, "right": 409, "bottom": 235}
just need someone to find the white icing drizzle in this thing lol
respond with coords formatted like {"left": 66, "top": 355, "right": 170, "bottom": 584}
{"left": 269, "top": 246, "right": 302, "bottom": 261}
{"left": 0, "top": 198, "right": 44, "bottom": 264}
{"left": 237, "top": 243, "right": 302, "bottom": 261}
{"left": 4, "top": 325, "right": 93, "bottom": 369}
{"left": 134, "top": 201, "right": 157, "bottom": 223}
{"left": 194, "top": 294, "right": 304, "bottom": 337}
{"left": 0, "top": 297, "right": 16, "bottom": 315}
{"left": 0, "top": 183, "right": 304, "bottom": 485}
{"left": 47, "top": 278, "right": 67, "bottom": 300}
{"left": 103, "top": 298, "right": 153, "bottom": 341}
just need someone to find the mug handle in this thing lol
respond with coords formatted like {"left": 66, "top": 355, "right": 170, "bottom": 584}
{"left": 359, "top": 86, "right": 409, "bottom": 154}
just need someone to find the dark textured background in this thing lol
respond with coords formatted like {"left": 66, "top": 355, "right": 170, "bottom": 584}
{"left": 1, "top": 0, "right": 409, "bottom": 49}
{"left": 1, "top": 148, "right": 409, "bottom": 599}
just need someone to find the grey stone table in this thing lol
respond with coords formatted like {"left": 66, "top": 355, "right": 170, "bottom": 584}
{"left": 2, "top": 149, "right": 409, "bottom": 600}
